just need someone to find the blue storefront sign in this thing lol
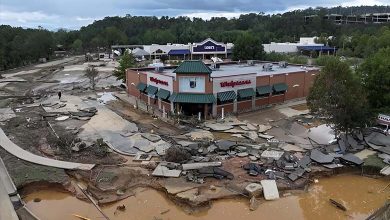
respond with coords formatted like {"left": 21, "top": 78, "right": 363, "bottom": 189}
{"left": 192, "top": 39, "right": 226, "bottom": 53}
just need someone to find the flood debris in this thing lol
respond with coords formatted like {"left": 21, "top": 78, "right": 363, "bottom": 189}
{"left": 260, "top": 180, "right": 279, "bottom": 200}
{"left": 329, "top": 199, "right": 347, "bottom": 211}
{"left": 182, "top": 162, "right": 222, "bottom": 171}
{"left": 245, "top": 183, "right": 263, "bottom": 197}
{"left": 310, "top": 149, "right": 334, "bottom": 164}
{"left": 152, "top": 163, "right": 181, "bottom": 178}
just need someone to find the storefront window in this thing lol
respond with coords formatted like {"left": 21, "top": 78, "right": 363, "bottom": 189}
{"left": 217, "top": 99, "right": 234, "bottom": 105}
{"left": 257, "top": 93, "right": 270, "bottom": 98}
{"left": 272, "top": 90, "right": 286, "bottom": 96}
{"left": 237, "top": 96, "right": 252, "bottom": 102}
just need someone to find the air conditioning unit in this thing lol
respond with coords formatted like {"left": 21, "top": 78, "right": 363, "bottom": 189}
{"left": 278, "top": 61, "right": 288, "bottom": 68}
{"left": 155, "top": 66, "right": 164, "bottom": 73}
{"left": 211, "top": 63, "right": 220, "bottom": 70}
{"left": 262, "top": 63, "right": 273, "bottom": 71}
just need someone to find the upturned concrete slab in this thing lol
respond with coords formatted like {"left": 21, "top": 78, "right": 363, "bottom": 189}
{"left": 0, "top": 128, "right": 94, "bottom": 170}
{"left": 182, "top": 162, "right": 222, "bottom": 170}
{"left": 0, "top": 108, "right": 15, "bottom": 122}
{"left": 341, "top": 153, "right": 363, "bottom": 165}
{"left": 243, "top": 131, "right": 258, "bottom": 141}
{"left": 261, "top": 150, "right": 284, "bottom": 160}
{"left": 152, "top": 164, "right": 181, "bottom": 177}
{"left": 186, "top": 129, "right": 214, "bottom": 141}
{"left": 204, "top": 123, "right": 233, "bottom": 131}
{"left": 216, "top": 140, "right": 235, "bottom": 151}
{"left": 223, "top": 128, "right": 246, "bottom": 134}
{"left": 280, "top": 143, "right": 305, "bottom": 152}
{"left": 258, "top": 134, "right": 274, "bottom": 140}
{"left": 310, "top": 149, "right": 334, "bottom": 164}
{"left": 153, "top": 140, "right": 171, "bottom": 155}
{"left": 260, "top": 180, "right": 279, "bottom": 200}
{"left": 246, "top": 123, "right": 258, "bottom": 131}
{"left": 141, "top": 133, "right": 161, "bottom": 142}
{"left": 258, "top": 124, "right": 272, "bottom": 133}
{"left": 308, "top": 124, "right": 337, "bottom": 145}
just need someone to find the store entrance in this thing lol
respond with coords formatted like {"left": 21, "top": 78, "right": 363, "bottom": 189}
{"left": 178, "top": 103, "right": 212, "bottom": 119}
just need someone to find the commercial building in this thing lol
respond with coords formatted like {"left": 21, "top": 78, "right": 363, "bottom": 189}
{"left": 262, "top": 37, "right": 336, "bottom": 55}
{"left": 112, "top": 38, "right": 234, "bottom": 60}
{"left": 126, "top": 61, "right": 319, "bottom": 119}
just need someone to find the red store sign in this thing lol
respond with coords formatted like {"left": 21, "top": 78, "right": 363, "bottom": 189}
{"left": 220, "top": 80, "right": 251, "bottom": 88}
{"left": 150, "top": 77, "right": 168, "bottom": 86}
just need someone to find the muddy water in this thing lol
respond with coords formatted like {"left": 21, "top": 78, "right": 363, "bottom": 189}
{"left": 24, "top": 175, "right": 389, "bottom": 220}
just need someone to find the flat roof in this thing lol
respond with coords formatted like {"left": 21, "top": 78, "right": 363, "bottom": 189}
{"left": 138, "top": 63, "right": 319, "bottom": 78}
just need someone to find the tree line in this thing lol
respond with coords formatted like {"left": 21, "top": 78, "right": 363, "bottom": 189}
{"left": 1, "top": 5, "right": 390, "bottom": 70}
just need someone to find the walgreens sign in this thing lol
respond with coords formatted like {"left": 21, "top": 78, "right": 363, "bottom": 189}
{"left": 150, "top": 77, "right": 168, "bottom": 86}
{"left": 220, "top": 80, "right": 251, "bottom": 88}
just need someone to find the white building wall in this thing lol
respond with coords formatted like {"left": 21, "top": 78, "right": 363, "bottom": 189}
{"left": 212, "top": 74, "right": 257, "bottom": 93}
{"left": 178, "top": 76, "right": 205, "bottom": 93}
{"left": 146, "top": 72, "right": 174, "bottom": 92}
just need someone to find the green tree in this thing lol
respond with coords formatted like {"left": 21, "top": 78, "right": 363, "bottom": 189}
{"left": 113, "top": 51, "right": 136, "bottom": 81}
{"left": 307, "top": 57, "right": 370, "bottom": 134}
{"left": 358, "top": 48, "right": 390, "bottom": 113}
{"left": 85, "top": 66, "right": 99, "bottom": 90}
{"left": 71, "top": 39, "right": 83, "bottom": 53}
{"left": 232, "top": 33, "right": 265, "bottom": 61}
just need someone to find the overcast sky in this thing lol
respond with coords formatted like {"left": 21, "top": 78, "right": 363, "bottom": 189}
{"left": 0, "top": 0, "right": 389, "bottom": 30}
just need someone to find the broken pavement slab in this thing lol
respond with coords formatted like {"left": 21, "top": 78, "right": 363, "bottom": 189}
{"left": 280, "top": 143, "right": 305, "bottom": 152}
{"left": 216, "top": 140, "right": 235, "bottom": 151}
{"left": 258, "top": 133, "right": 274, "bottom": 140}
{"left": 0, "top": 108, "right": 16, "bottom": 122}
{"left": 204, "top": 123, "right": 233, "bottom": 131}
{"left": 341, "top": 153, "right": 364, "bottom": 165}
{"left": 380, "top": 166, "right": 390, "bottom": 176}
{"left": 258, "top": 124, "right": 272, "bottom": 133}
{"left": 141, "top": 133, "right": 161, "bottom": 142}
{"left": 260, "top": 180, "right": 279, "bottom": 200}
{"left": 261, "top": 150, "right": 284, "bottom": 160}
{"left": 310, "top": 149, "right": 334, "bottom": 164}
{"left": 182, "top": 162, "right": 222, "bottom": 171}
{"left": 152, "top": 164, "right": 181, "bottom": 177}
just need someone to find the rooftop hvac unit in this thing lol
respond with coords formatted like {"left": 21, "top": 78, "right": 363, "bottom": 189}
{"left": 247, "top": 60, "right": 255, "bottom": 66}
{"left": 278, "top": 61, "right": 288, "bottom": 68}
{"left": 211, "top": 63, "right": 220, "bottom": 70}
{"left": 262, "top": 63, "right": 273, "bottom": 71}
{"left": 155, "top": 66, "right": 165, "bottom": 73}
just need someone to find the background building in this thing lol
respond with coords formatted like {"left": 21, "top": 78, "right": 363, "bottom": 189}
{"left": 112, "top": 38, "right": 233, "bottom": 61}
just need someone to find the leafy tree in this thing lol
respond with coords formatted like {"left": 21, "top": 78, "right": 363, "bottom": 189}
{"left": 85, "top": 66, "right": 99, "bottom": 90}
{"left": 307, "top": 57, "right": 370, "bottom": 134}
{"left": 232, "top": 33, "right": 265, "bottom": 61}
{"left": 113, "top": 51, "right": 136, "bottom": 81}
{"left": 71, "top": 39, "right": 83, "bottom": 53}
{"left": 357, "top": 48, "right": 390, "bottom": 113}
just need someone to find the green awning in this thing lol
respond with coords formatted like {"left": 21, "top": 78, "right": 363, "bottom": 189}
{"left": 136, "top": 82, "right": 147, "bottom": 91}
{"left": 273, "top": 83, "right": 288, "bottom": 92}
{"left": 169, "top": 93, "right": 216, "bottom": 104}
{"left": 237, "top": 88, "right": 255, "bottom": 98}
{"left": 145, "top": 85, "right": 158, "bottom": 95}
{"left": 256, "top": 85, "right": 272, "bottom": 95}
{"left": 217, "top": 91, "right": 236, "bottom": 102}
{"left": 156, "top": 88, "right": 170, "bottom": 100}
